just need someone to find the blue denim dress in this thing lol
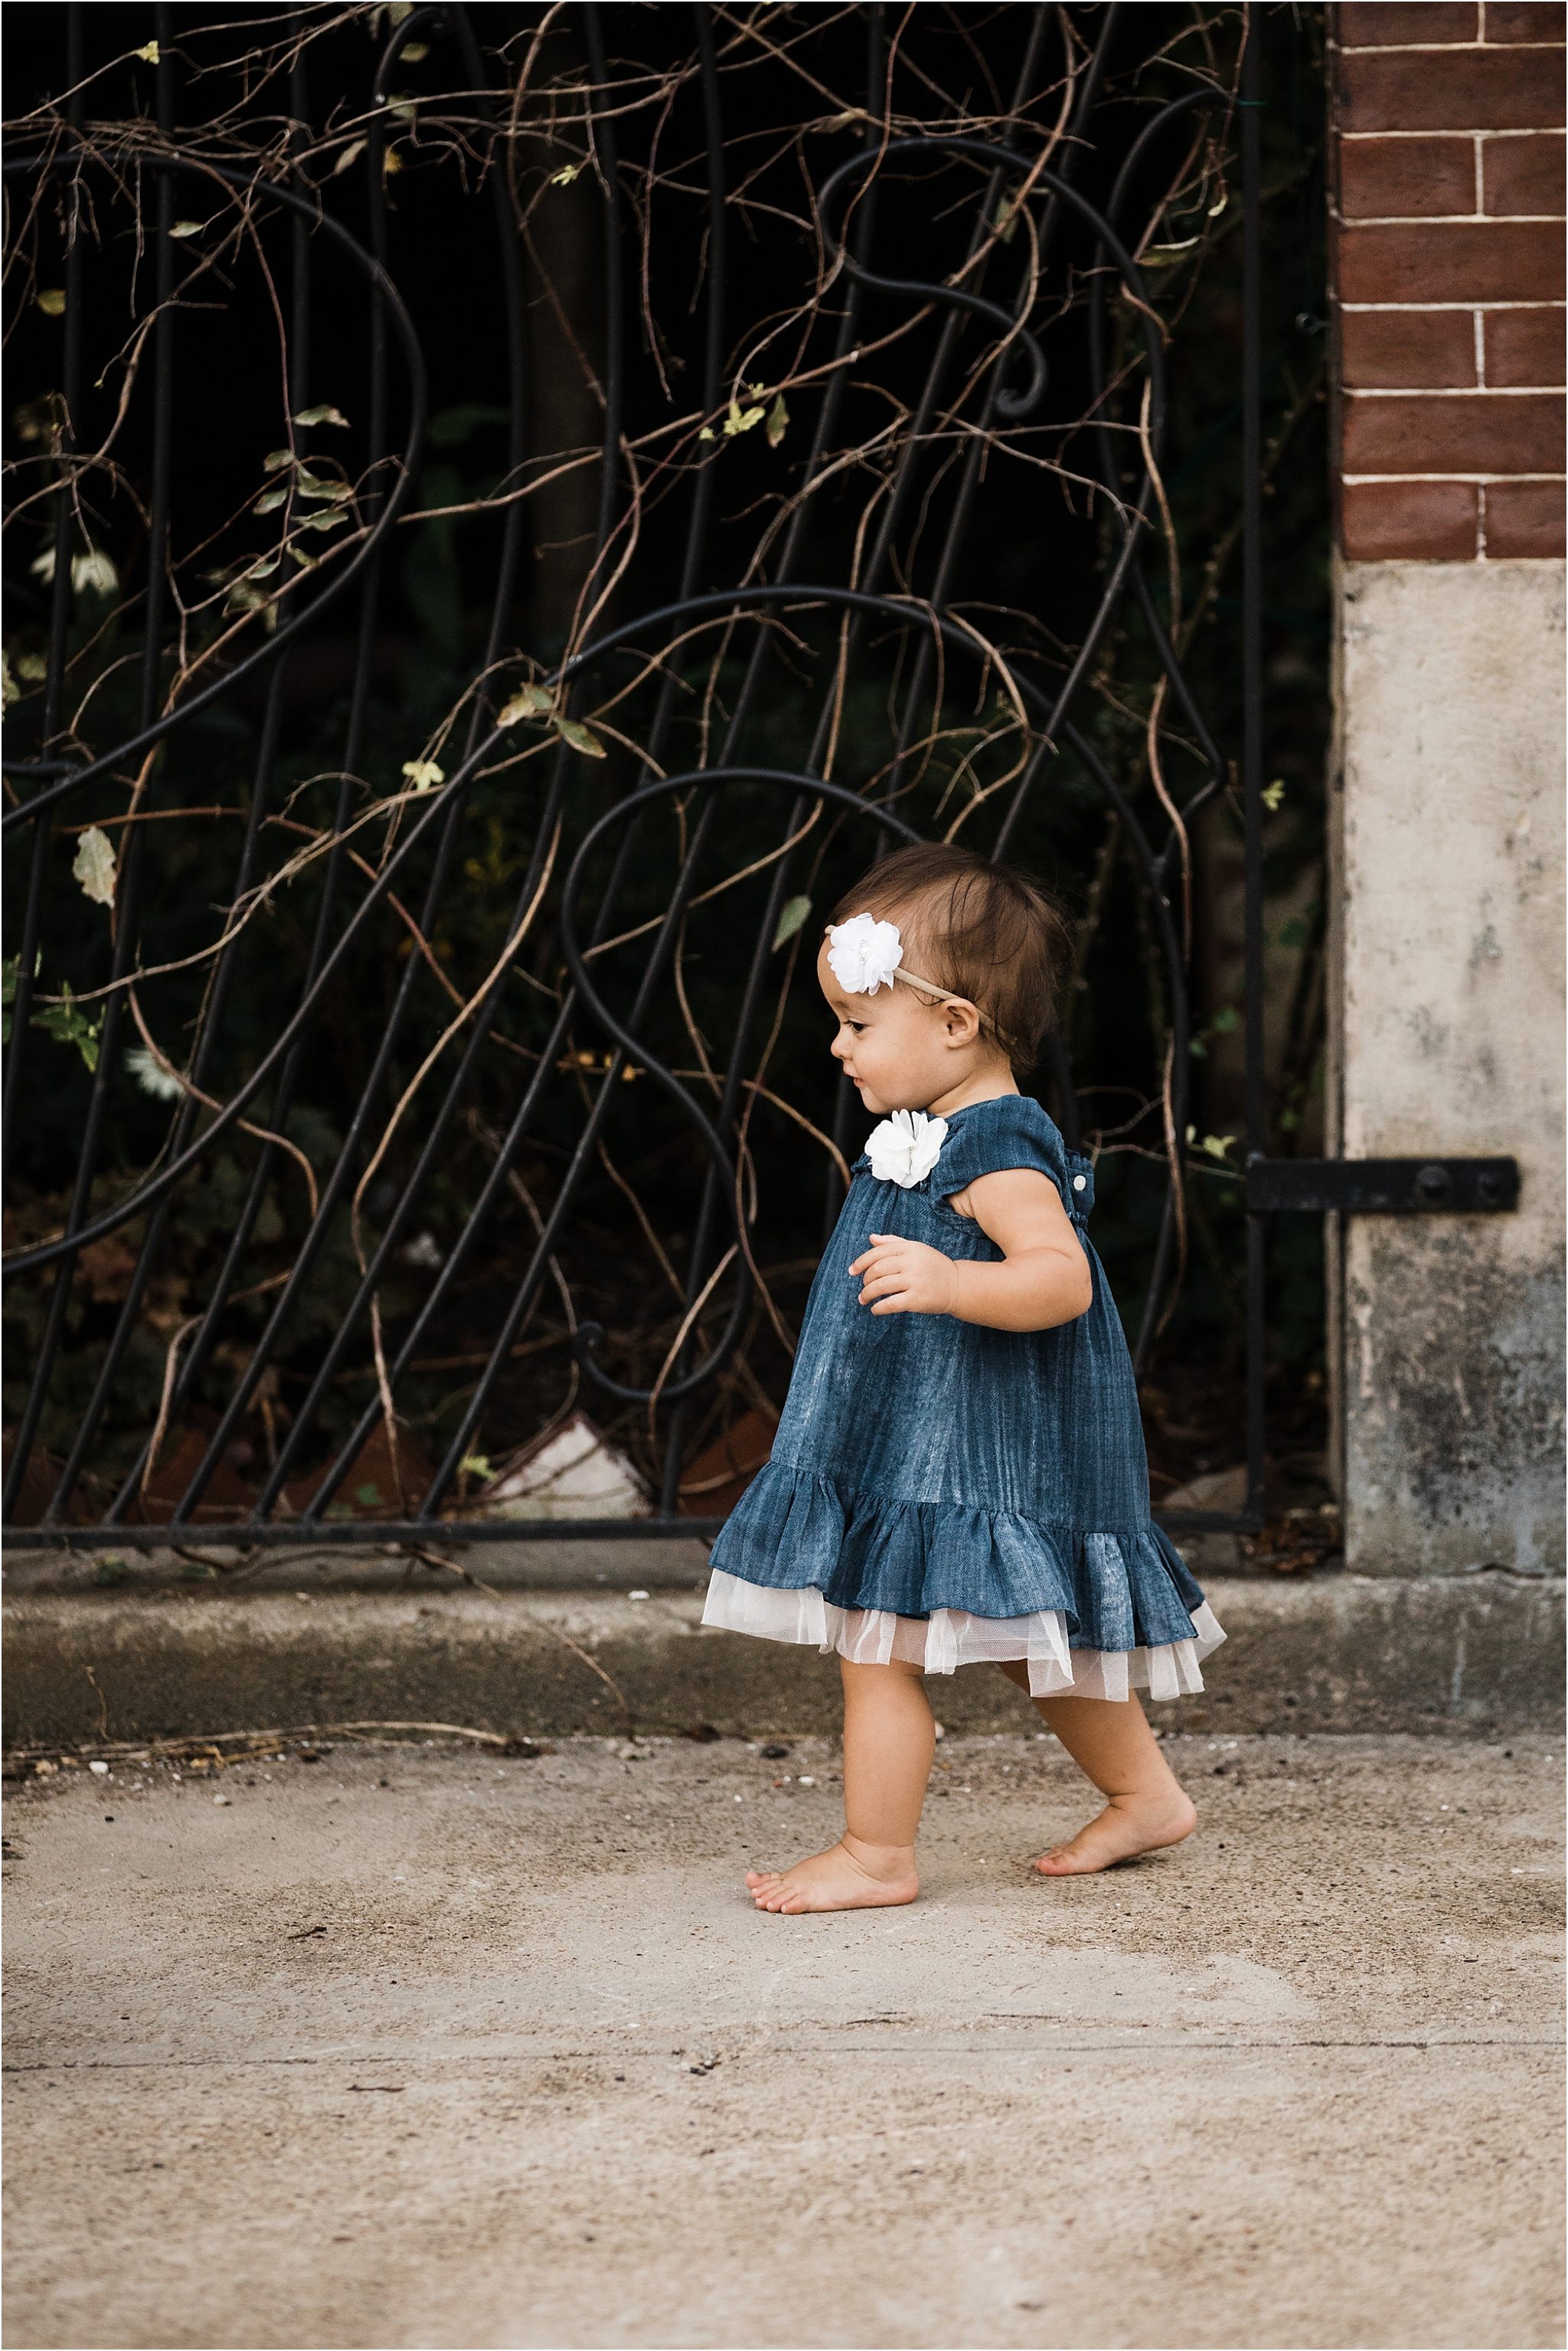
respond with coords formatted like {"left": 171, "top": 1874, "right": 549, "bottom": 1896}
{"left": 704, "top": 1094, "right": 1218, "bottom": 1683}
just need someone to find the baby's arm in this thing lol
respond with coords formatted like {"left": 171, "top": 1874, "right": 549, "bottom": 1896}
{"left": 850, "top": 1168, "right": 1093, "bottom": 1332}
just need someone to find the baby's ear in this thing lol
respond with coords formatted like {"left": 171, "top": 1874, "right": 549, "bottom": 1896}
{"left": 942, "top": 996, "right": 982, "bottom": 1045}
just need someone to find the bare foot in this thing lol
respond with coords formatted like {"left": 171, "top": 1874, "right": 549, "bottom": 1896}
{"left": 746, "top": 1837, "right": 920, "bottom": 1914}
{"left": 1031, "top": 1789, "right": 1197, "bottom": 1876}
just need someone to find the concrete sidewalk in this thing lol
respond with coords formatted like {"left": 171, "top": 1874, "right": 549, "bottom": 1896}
{"left": 4, "top": 1731, "right": 1563, "bottom": 2350}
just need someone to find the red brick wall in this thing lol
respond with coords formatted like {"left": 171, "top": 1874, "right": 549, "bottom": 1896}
{"left": 1332, "top": 1, "right": 1566, "bottom": 558}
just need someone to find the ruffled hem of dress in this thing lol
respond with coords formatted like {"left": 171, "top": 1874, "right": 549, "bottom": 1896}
{"left": 705, "top": 1460, "right": 1212, "bottom": 1655}
{"left": 701, "top": 1568, "right": 1226, "bottom": 1702}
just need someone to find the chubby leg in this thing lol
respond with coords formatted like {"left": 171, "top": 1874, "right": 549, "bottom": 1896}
{"left": 998, "top": 1666, "right": 1197, "bottom": 1875}
{"left": 746, "top": 1657, "right": 933, "bottom": 1913}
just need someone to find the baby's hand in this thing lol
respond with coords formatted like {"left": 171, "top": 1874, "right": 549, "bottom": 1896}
{"left": 849, "top": 1233, "right": 959, "bottom": 1317}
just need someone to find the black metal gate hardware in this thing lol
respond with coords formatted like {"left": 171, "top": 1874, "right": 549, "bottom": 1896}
{"left": 1246, "top": 1159, "right": 1521, "bottom": 1215}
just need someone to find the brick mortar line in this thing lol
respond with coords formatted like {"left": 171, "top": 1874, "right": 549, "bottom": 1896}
{"left": 1339, "top": 214, "right": 1566, "bottom": 224}
{"left": 1334, "top": 44, "right": 1566, "bottom": 57}
{"left": 1334, "top": 138, "right": 1566, "bottom": 147}
{"left": 1377, "top": 387, "right": 1566, "bottom": 401}
{"left": 1341, "top": 129, "right": 1566, "bottom": 139}
{"left": 1341, "top": 299, "right": 1565, "bottom": 309}
{"left": 1343, "top": 470, "right": 1566, "bottom": 481}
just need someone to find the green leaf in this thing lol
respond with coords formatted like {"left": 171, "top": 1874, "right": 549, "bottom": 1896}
{"left": 294, "top": 473, "right": 352, "bottom": 503}
{"left": 1276, "top": 915, "right": 1312, "bottom": 950}
{"left": 722, "top": 401, "right": 765, "bottom": 437}
{"left": 294, "top": 508, "right": 348, "bottom": 533}
{"left": 766, "top": 392, "right": 789, "bottom": 449}
{"left": 555, "top": 718, "right": 606, "bottom": 759}
{"left": 459, "top": 1453, "right": 493, "bottom": 1481}
{"left": 254, "top": 483, "right": 290, "bottom": 515}
{"left": 263, "top": 448, "right": 296, "bottom": 473}
{"left": 498, "top": 683, "right": 555, "bottom": 726}
{"left": 2, "top": 652, "right": 17, "bottom": 712}
{"left": 773, "top": 894, "right": 812, "bottom": 950}
{"left": 72, "top": 825, "right": 117, "bottom": 907}
{"left": 1210, "top": 1005, "right": 1240, "bottom": 1035}
{"left": 31, "top": 983, "right": 103, "bottom": 1072}
{"left": 401, "top": 759, "right": 445, "bottom": 793}
{"left": 1199, "top": 1133, "right": 1236, "bottom": 1162}
{"left": 134, "top": 41, "right": 160, "bottom": 62}
{"left": 324, "top": 1500, "right": 356, "bottom": 1522}
{"left": 550, "top": 163, "right": 581, "bottom": 187}
{"left": 1260, "top": 778, "right": 1286, "bottom": 812}
{"left": 35, "top": 288, "right": 66, "bottom": 317}
{"left": 168, "top": 220, "right": 203, "bottom": 240}
{"left": 354, "top": 1482, "right": 384, "bottom": 1509}
{"left": 292, "top": 404, "right": 350, "bottom": 429}
{"left": 224, "top": 579, "right": 273, "bottom": 615}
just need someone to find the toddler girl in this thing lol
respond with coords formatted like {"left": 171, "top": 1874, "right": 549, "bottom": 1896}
{"left": 701, "top": 842, "right": 1224, "bottom": 1913}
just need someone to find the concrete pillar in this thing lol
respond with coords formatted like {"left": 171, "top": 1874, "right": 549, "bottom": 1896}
{"left": 1329, "top": 4, "right": 1566, "bottom": 1573}
{"left": 1332, "top": 561, "right": 1565, "bottom": 1571}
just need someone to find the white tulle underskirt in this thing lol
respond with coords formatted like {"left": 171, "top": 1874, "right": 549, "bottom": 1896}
{"left": 701, "top": 1568, "right": 1226, "bottom": 1703}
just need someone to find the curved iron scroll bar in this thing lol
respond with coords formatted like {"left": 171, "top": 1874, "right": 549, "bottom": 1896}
{"left": 2, "top": 10, "right": 1248, "bottom": 1539}
{"left": 555, "top": 770, "right": 922, "bottom": 1411}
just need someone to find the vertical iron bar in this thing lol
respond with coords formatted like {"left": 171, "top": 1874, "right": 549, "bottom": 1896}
{"left": 1241, "top": 9, "right": 1268, "bottom": 1525}
{"left": 44, "top": 8, "right": 178, "bottom": 1519}
{"left": 2, "top": 5, "right": 89, "bottom": 1517}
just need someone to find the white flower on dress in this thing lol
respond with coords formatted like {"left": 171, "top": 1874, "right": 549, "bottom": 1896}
{"left": 864, "top": 1108, "right": 949, "bottom": 1189}
{"left": 825, "top": 911, "right": 903, "bottom": 996}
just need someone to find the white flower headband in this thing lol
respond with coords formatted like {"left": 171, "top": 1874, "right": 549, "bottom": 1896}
{"left": 825, "top": 911, "right": 959, "bottom": 1008}
{"left": 825, "top": 910, "right": 1010, "bottom": 1048}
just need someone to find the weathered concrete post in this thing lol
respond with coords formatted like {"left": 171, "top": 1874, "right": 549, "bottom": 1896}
{"left": 1328, "top": 1, "right": 1566, "bottom": 1572}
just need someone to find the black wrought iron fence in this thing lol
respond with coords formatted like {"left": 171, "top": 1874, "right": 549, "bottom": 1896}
{"left": 2, "top": 3, "right": 1330, "bottom": 1552}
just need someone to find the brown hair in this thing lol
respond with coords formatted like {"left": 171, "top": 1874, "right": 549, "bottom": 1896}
{"left": 825, "top": 843, "right": 1070, "bottom": 1072}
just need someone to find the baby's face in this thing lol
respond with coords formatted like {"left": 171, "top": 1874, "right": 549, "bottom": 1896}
{"left": 816, "top": 941, "right": 958, "bottom": 1116}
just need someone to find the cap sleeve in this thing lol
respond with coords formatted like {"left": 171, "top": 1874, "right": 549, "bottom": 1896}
{"left": 936, "top": 1098, "right": 1096, "bottom": 1228}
